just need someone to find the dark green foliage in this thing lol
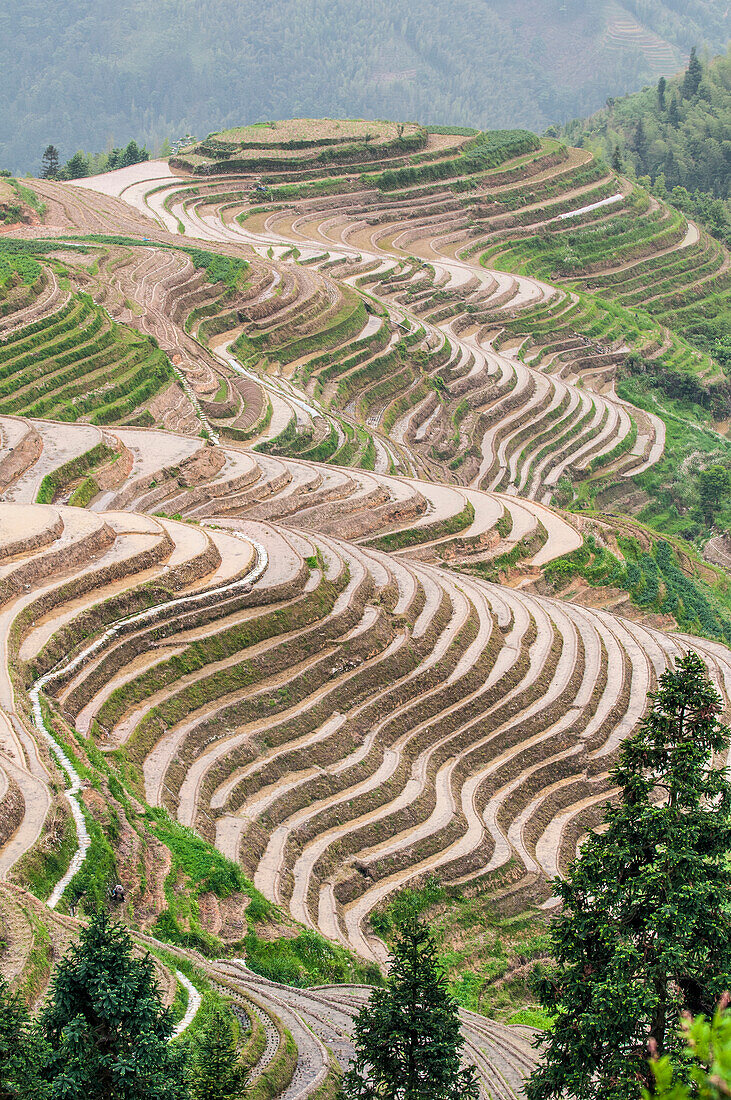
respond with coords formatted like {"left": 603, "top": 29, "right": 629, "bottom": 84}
{"left": 527, "top": 653, "right": 731, "bottom": 1100}
{"left": 633, "top": 116, "right": 648, "bottom": 161}
{"left": 106, "top": 140, "right": 149, "bottom": 170}
{"left": 657, "top": 76, "right": 667, "bottom": 109}
{"left": 668, "top": 96, "right": 681, "bottom": 127}
{"left": 668, "top": 184, "right": 731, "bottom": 246}
{"left": 343, "top": 912, "right": 479, "bottom": 1100}
{"left": 56, "top": 140, "right": 150, "bottom": 180}
{"left": 0, "top": 973, "right": 49, "bottom": 1100}
{"left": 621, "top": 352, "right": 719, "bottom": 411}
{"left": 544, "top": 534, "right": 731, "bottom": 644}
{"left": 60, "top": 152, "right": 89, "bottom": 180}
{"left": 561, "top": 47, "right": 731, "bottom": 206}
{"left": 39, "top": 911, "right": 188, "bottom": 1099}
{"left": 40, "top": 145, "right": 60, "bottom": 179}
{"left": 683, "top": 46, "right": 704, "bottom": 99}
{"left": 187, "top": 1004, "right": 247, "bottom": 1100}
{"left": 699, "top": 464, "right": 730, "bottom": 523}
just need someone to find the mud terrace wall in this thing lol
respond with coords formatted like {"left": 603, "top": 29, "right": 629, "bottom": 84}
{"left": 1, "top": 124, "right": 730, "bottom": 1100}
{"left": 2, "top": 497, "right": 731, "bottom": 972}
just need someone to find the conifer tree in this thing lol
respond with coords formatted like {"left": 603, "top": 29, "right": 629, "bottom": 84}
{"left": 699, "top": 465, "right": 730, "bottom": 525}
{"left": 343, "top": 911, "right": 479, "bottom": 1100}
{"left": 0, "top": 974, "right": 49, "bottom": 1100}
{"left": 120, "top": 140, "right": 149, "bottom": 168}
{"left": 39, "top": 910, "right": 188, "bottom": 1100}
{"left": 633, "top": 117, "right": 648, "bottom": 168}
{"left": 683, "top": 47, "right": 703, "bottom": 98}
{"left": 60, "top": 152, "right": 90, "bottom": 180}
{"left": 40, "top": 145, "right": 60, "bottom": 179}
{"left": 187, "top": 1004, "right": 247, "bottom": 1100}
{"left": 526, "top": 653, "right": 731, "bottom": 1100}
{"left": 657, "top": 76, "right": 667, "bottom": 110}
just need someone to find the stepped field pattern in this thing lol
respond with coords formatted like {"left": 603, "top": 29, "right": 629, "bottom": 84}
{"left": 2, "top": 117, "right": 731, "bottom": 1097}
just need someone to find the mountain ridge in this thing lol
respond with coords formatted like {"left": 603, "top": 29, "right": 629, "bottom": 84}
{"left": 1, "top": 0, "right": 729, "bottom": 173}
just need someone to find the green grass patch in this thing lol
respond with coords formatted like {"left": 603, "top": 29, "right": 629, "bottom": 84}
{"left": 242, "top": 927, "right": 382, "bottom": 988}
{"left": 371, "top": 877, "right": 550, "bottom": 1019}
{"left": 144, "top": 806, "right": 271, "bottom": 913}
{"left": 545, "top": 532, "right": 731, "bottom": 643}
{"left": 184, "top": 248, "right": 249, "bottom": 289}
{"left": 365, "top": 501, "right": 474, "bottom": 551}
{"left": 36, "top": 442, "right": 115, "bottom": 503}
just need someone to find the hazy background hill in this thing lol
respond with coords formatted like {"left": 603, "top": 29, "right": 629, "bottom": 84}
{"left": 1, "top": 0, "right": 729, "bottom": 174}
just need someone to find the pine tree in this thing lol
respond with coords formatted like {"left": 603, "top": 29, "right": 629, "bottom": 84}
{"left": 39, "top": 910, "right": 188, "bottom": 1100}
{"left": 683, "top": 47, "right": 703, "bottom": 98}
{"left": 120, "top": 140, "right": 150, "bottom": 168}
{"left": 633, "top": 117, "right": 648, "bottom": 169}
{"left": 657, "top": 76, "right": 667, "bottom": 110}
{"left": 526, "top": 653, "right": 731, "bottom": 1100}
{"left": 343, "top": 911, "right": 479, "bottom": 1100}
{"left": 612, "top": 145, "right": 623, "bottom": 174}
{"left": 187, "top": 1004, "right": 247, "bottom": 1100}
{"left": 0, "top": 974, "right": 49, "bottom": 1100}
{"left": 40, "top": 145, "right": 60, "bottom": 179}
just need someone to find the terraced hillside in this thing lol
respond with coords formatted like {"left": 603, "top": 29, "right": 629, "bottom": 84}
{"left": 2, "top": 117, "right": 731, "bottom": 1097}
{"left": 0, "top": 883, "right": 539, "bottom": 1100}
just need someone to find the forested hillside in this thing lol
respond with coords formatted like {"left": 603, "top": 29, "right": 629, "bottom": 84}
{"left": 560, "top": 47, "right": 731, "bottom": 199}
{"left": 1, "top": 0, "right": 729, "bottom": 173}
{"left": 620, "top": 0, "right": 730, "bottom": 50}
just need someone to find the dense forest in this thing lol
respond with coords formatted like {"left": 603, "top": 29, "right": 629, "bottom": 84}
{"left": 561, "top": 47, "right": 731, "bottom": 196}
{"left": 1, "top": 0, "right": 729, "bottom": 173}
{"left": 560, "top": 47, "right": 731, "bottom": 243}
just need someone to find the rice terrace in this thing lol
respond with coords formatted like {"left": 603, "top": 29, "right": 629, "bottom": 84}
{"left": 2, "top": 75, "right": 731, "bottom": 1100}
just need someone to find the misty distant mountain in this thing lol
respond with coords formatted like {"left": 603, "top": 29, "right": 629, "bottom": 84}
{"left": 1, "top": 0, "right": 729, "bottom": 172}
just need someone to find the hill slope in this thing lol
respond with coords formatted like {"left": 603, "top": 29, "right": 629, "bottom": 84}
{"left": 559, "top": 46, "right": 731, "bottom": 201}
{"left": 3, "top": 119, "right": 731, "bottom": 1082}
{"left": 1, "top": 0, "right": 730, "bottom": 173}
